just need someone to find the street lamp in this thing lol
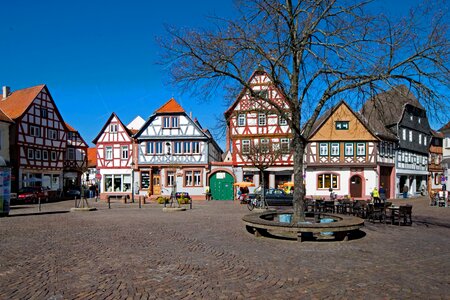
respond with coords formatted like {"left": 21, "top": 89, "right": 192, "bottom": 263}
{"left": 131, "top": 161, "right": 135, "bottom": 204}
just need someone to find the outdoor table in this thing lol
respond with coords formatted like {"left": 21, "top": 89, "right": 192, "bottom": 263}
{"left": 387, "top": 205, "right": 399, "bottom": 223}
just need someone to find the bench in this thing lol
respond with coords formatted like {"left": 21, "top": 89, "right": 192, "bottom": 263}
{"left": 107, "top": 194, "right": 129, "bottom": 203}
{"left": 242, "top": 211, "right": 364, "bottom": 242}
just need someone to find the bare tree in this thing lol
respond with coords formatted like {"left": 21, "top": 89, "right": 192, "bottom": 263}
{"left": 161, "top": 0, "right": 450, "bottom": 222}
{"left": 244, "top": 140, "right": 285, "bottom": 207}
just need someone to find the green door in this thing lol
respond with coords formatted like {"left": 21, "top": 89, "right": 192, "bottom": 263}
{"left": 210, "top": 172, "right": 234, "bottom": 200}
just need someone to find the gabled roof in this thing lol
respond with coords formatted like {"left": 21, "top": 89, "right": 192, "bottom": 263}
{"left": 87, "top": 147, "right": 97, "bottom": 168}
{"left": 308, "top": 100, "right": 379, "bottom": 140}
{"left": 224, "top": 69, "right": 287, "bottom": 119}
{"left": 92, "top": 112, "right": 134, "bottom": 144}
{"left": 361, "top": 85, "right": 424, "bottom": 140}
{"left": 65, "top": 122, "right": 76, "bottom": 132}
{"left": 439, "top": 121, "right": 450, "bottom": 132}
{"left": 0, "top": 84, "right": 45, "bottom": 119}
{"left": 0, "top": 108, "right": 14, "bottom": 123}
{"left": 155, "top": 98, "right": 185, "bottom": 113}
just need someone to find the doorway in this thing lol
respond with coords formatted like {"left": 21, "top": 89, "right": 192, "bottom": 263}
{"left": 152, "top": 175, "right": 161, "bottom": 195}
{"left": 350, "top": 175, "right": 362, "bottom": 198}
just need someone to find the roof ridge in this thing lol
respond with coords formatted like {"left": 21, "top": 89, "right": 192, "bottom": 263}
{"left": 155, "top": 98, "right": 185, "bottom": 113}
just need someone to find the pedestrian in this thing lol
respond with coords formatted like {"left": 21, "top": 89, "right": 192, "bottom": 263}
{"left": 372, "top": 187, "right": 380, "bottom": 204}
{"left": 379, "top": 184, "right": 386, "bottom": 202}
{"left": 402, "top": 185, "right": 408, "bottom": 199}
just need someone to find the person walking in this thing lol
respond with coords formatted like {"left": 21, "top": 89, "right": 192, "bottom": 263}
{"left": 403, "top": 185, "right": 409, "bottom": 198}
{"left": 372, "top": 187, "right": 381, "bottom": 204}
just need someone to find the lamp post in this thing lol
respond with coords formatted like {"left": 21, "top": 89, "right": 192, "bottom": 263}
{"left": 131, "top": 161, "right": 135, "bottom": 204}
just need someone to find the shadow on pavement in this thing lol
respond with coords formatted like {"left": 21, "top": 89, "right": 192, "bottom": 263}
{"left": 7, "top": 211, "right": 70, "bottom": 217}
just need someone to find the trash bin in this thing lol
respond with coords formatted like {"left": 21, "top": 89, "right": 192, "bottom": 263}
{"left": 320, "top": 218, "right": 335, "bottom": 236}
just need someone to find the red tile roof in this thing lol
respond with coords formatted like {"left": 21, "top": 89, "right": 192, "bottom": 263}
{"left": 65, "top": 122, "right": 76, "bottom": 132}
{"left": 155, "top": 98, "right": 185, "bottom": 113}
{"left": 439, "top": 121, "right": 450, "bottom": 132}
{"left": 0, "top": 108, "right": 13, "bottom": 123}
{"left": 0, "top": 85, "right": 45, "bottom": 119}
{"left": 87, "top": 147, "right": 97, "bottom": 168}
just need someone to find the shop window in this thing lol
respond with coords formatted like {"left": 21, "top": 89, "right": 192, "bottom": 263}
{"left": 317, "top": 173, "right": 339, "bottom": 189}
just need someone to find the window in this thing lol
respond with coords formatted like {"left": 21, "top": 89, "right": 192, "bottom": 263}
{"left": 345, "top": 143, "right": 354, "bottom": 156}
{"left": 35, "top": 149, "right": 41, "bottom": 159}
{"left": 335, "top": 121, "right": 349, "bottom": 130}
{"left": 43, "top": 150, "right": 48, "bottom": 160}
{"left": 51, "top": 151, "right": 57, "bottom": 161}
{"left": 68, "top": 132, "right": 75, "bottom": 140}
{"left": 410, "top": 115, "right": 413, "bottom": 121}
{"left": 380, "top": 143, "right": 385, "bottom": 156}
{"left": 238, "top": 114, "right": 246, "bottom": 126}
{"left": 155, "top": 142, "right": 163, "bottom": 154}
{"left": 192, "top": 142, "right": 200, "bottom": 154}
{"left": 30, "top": 125, "right": 41, "bottom": 137}
{"left": 121, "top": 146, "right": 128, "bottom": 159}
{"left": 67, "top": 148, "right": 75, "bottom": 160}
{"left": 122, "top": 175, "right": 131, "bottom": 192}
{"left": 146, "top": 142, "right": 154, "bottom": 154}
{"left": 171, "top": 116, "right": 179, "bottom": 128}
{"left": 418, "top": 118, "right": 421, "bottom": 124}
{"left": 41, "top": 108, "right": 48, "bottom": 118}
{"left": 47, "top": 129, "right": 57, "bottom": 140}
{"left": 174, "top": 142, "right": 182, "bottom": 154}
{"left": 330, "top": 143, "right": 339, "bottom": 156}
{"left": 402, "top": 128, "right": 406, "bottom": 140}
{"left": 281, "top": 139, "right": 290, "bottom": 153}
{"left": 163, "top": 117, "right": 170, "bottom": 128}
{"left": 319, "top": 143, "right": 328, "bottom": 156}
{"left": 104, "top": 174, "right": 130, "bottom": 192}
{"left": 424, "top": 136, "right": 427, "bottom": 145}
{"left": 409, "top": 130, "right": 413, "bottom": 142}
{"left": 260, "top": 139, "right": 269, "bottom": 153}
{"left": 419, "top": 134, "right": 422, "bottom": 145}
{"left": 183, "top": 141, "right": 191, "bottom": 153}
{"left": 356, "top": 143, "right": 365, "bottom": 156}
{"left": 242, "top": 140, "right": 250, "bottom": 154}
{"left": 279, "top": 116, "right": 287, "bottom": 126}
{"left": 258, "top": 113, "right": 266, "bottom": 126}
{"left": 167, "top": 171, "right": 174, "bottom": 186}
{"left": 317, "top": 173, "right": 339, "bottom": 189}
{"left": 105, "top": 146, "right": 113, "bottom": 160}
{"left": 194, "top": 171, "right": 201, "bottom": 186}
{"left": 185, "top": 171, "right": 193, "bottom": 186}
{"left": 28, "top": 148, "right": 34, "bottom": 159}
{"left": 110, "top": 124, "right": 118, "bottom": 133}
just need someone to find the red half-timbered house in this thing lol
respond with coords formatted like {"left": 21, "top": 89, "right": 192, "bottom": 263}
{"left": 0, "top": 85, "right": 69, "bottom": 193}
{"left": 63, "top": 122, "right": 88, "bottom": 191}
{"left": 224, "top": 69, "right": 293, "bottom": 193}
{"left": 92, "top": 113, "right": 136, "bottom": 200}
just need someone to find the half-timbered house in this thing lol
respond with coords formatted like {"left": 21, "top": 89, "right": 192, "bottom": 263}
{"left": 361, "top": 86, "right": 431, "bottom": 197}
{"left": 428, "top": 130, "right": 444, "bottom": 194}
{"left": 134, "top": 98, "right": 223, "bottom": 200}
{"left": 224, "top": 69, "right": 293, "bottom": 195}
{"left": 63, "top": 122, "right": 88, "bottom": 192}
{"left": 0, "top": 85, "right": 68, "bottom": 192}
{"left": 92, "top": 113, "right": 136, "bottom": 200}
{"left": 440, "top": 121, "right": 450, "bottom": 185}
{"left": 305, "top": 101, "right": 379, "bottom": 199}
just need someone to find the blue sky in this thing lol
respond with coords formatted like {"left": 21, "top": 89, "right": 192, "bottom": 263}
{"left": 0, "top": 0, "right": 438, "bottom": 149}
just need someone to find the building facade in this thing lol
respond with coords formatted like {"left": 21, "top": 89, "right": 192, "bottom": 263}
{"left": 305, "top": 101, "right": 380, "bottom": 199}
{"left": 63, "top": 123, "right": 88, "bottom": 192}
{"left": 361, "top": 86, "right": 431, "bottom": 197}
{"left": 134, "top": 98, "right": 222, "bottom": 200}
{"left": 428, "top": 130, "right": 444, "bottom": 194}
{"left": 224, "top": 69, "right": 293, "bottom": 198}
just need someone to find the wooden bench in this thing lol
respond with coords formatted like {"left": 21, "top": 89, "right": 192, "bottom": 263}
{"left": 242, "top": 211, "right": 364, "bottom": 242}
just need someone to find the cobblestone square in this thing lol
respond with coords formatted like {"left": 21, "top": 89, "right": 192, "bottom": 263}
{"left": 1, "top": 197, "right": 449, "bottom": 299}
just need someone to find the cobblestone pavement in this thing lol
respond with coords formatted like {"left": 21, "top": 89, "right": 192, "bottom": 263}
{"left": 1, "top": 197, "right": 449, "bottom": 299}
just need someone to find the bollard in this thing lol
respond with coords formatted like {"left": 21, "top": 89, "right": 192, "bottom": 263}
{"left": 139, "top": 196, "right": 141, "bottom": 209}
{"left": 75, "top": 196, "right": 78, "bottom": 208}
{"left": 108, "top": 197, "right": 111, "bottom": 209}
{"left": 38, "top": 197, "right": 41, "bottom": 212}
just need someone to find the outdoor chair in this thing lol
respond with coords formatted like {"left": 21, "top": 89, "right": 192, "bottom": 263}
{"left": 352, "top": 200, "right": 367, "bottom": 219}
{"left": 314, "top": 199, "right": 324, "bottom": 213}
{"left": 392, "top": 205, "right": 412, "bottom": 226}
{"left": 323, "top": 201, "right": 335, "bottom": 213}
{"left": 367, "top": 203, "right": 386, "bottom": 224}
{"left": 341, "top": 200, "right": 352, "bottom": 215}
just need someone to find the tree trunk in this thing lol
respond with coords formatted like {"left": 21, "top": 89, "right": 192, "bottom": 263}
{"left": 292, "top": 134, "right": 306, "bottom": 223}
{"left": 260, "top": 170, "right": 267, "bottom": 208}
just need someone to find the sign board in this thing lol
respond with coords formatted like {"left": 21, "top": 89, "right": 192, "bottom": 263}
{"left": 95, "top": 173, "right": 102, "bottom": 180}
{"left": 0, "top": 168, "right": 11, "bottom": 216}
{"left": 141, "top": 171, "right": 150, "bottom": 189}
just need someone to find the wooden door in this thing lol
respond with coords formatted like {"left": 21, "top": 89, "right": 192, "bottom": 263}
{"left": 350, "top": 175, "right": 362, "bottom": 198}
{"left": 210, "top": 172, "right": 234, "bottom": 200}
{"left": 152, "top": 175, "right": 161, "bottom": 195}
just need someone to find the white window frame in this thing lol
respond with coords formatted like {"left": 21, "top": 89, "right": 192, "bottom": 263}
{"left": 419, "top": 134, "right": 422, "bottom": 145}
{"left": 260, "top": 139, "right": 269, "bottom": 153}
{"left": 238, "top": 114, "right": 246, "bottom": 126}
{"left": 163, "top": 117, "right": 170, "bottom": 128}
{"left": 281, "top": 138, "right": 289, "bottom": 153}
{"left": 194, "top": 170, "right": 201, "bottom": 186}
{"left": 356, "top": 143, "right": 366, "bottom": 156}
{"left": 183, "top": 141, "right": 191, "bottom": 153}
{"left": 110, "top": 124, "right": 118, "bottom": 133}
{"left": 258, "top": 113, "right": 267, "bottom": 126}
{"left": 155, "top": 142, "right": 163, "bottom": 154}
{"left": 28, "top": 148, "right": 34, "bottom": 159}
{"left": 402, "top": 128, "right": 406, "bottom": 140}
{"left": 48, "top": 129, "right": 57, "bottom": 140}
{"left": 279, "top": 116, "right": 287, "bottom": 126}
{"left": 121, "top": 146, "right": 128, "bottom": 159}
{"left": 242, "top": 140, "right": 250, "bottom": 154}
{"left": 51, "top": 151, "right": 57, "bottom": 161}
{"left": 174, "top": 141, "right": 182, "bottom": 154}
{"left": 184, "top": 171, "right": 193, "bottom": 186}
{"left": 167, "top": 170, "right": 175, "bottom": 186}
{"left": 319, "top": 143, "right": 328, "bottom": 156}
{"left": 30, "top": 125, "right": 41, "bottom": 137}
{"left": 146, "top": 142, "right": 154, "bottom": 154}
{"left": 67, "top": 148, "right": 75, "bottom": 160}
{"left": 345, "top": 143, "right": 354, "bottom": 156}
{"left": 409, "top": 130, "right": 413, "bottom": 142}
{"left": 43, "top": 150, "right": 48, "bottom": 160}
{"left": 171, "top": 116, "right": 179, "bottom": 128}
{"left": 105, "top": 146, "right": 113, "bottom": 160}
{"left": 330, "top": 143, "right": 339, "bottom": 156}
{"left": 192, "top": 142, "right": 200, "bottom": 154}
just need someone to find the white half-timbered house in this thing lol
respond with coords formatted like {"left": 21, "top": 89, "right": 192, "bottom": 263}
{"left": 134, "top": 98, "right": 222, "bottom": 200}
{"left": 63, "top": 122, "right": 88, "bottom": 192}
{"left": 0, "top": 85, "right": 68, "bottom": 193}
{"left": 224, "top": 69, "right": 293, "bottom": 196}
{"left": 305, "top": 101, "right": 379, "bottom": 199}
{"left": 92, "top": 113, "right": 136, "bottom": 200}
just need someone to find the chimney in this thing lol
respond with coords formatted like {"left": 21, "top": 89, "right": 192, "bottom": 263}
{"left": 2, "top": 86, "right": 10, "bottom": 99}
